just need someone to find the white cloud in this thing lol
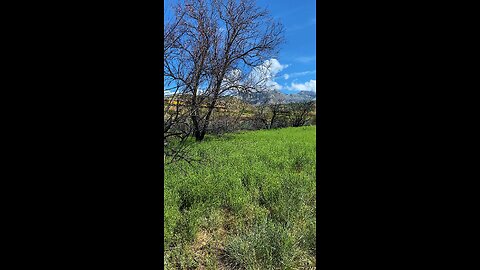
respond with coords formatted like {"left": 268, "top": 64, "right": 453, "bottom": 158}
{"left": 248, "top": 58, "right": 288, "bottom": 91}
{"left": 286, "top": 79, "right": 316, "bottom": 92}
{"left": 283, "top": 74, "right": 290, "bottom": 80}
{"left": 261, "top": 58, "right": 288, "bottom": 75}
{"left": 267, "top": 81, "right": 282, "bottom": 90}
{"left": 224, "top": 69, "right": 242, "bottom": 83}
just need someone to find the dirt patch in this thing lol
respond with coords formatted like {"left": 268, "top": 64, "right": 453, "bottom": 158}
{"left": 188, "top": 209, "right": 234, "bottom": 269}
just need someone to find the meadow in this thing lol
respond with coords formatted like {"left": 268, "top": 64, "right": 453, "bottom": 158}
{"left": 164, "top": 126, "right": 316, "bottom": 269}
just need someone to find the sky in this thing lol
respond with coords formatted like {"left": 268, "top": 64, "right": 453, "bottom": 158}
{"left": 164, "top": 0, "right": 316, "bottom": 94}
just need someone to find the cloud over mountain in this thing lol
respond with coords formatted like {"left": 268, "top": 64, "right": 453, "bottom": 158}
{"left": 286, "top": 79, "right": 316, "bottom": 92}
{"left": 248, "top": 58, "right": 288, "bottom": 91}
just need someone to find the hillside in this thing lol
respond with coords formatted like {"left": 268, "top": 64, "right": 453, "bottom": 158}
{"left": 166, "top": 89, "right": 316, "bottom": 107}
{"left": 238, "top": 89, "right": 316, "bottom": 105}
{"left": 164, "top": 94, "right": 256, "bottom": 113}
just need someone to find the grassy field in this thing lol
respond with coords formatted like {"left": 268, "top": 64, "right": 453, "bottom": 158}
{"left": 164, "top": 126, "right": 316, "bottom": 269}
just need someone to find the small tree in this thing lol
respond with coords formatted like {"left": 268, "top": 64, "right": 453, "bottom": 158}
{"left": 289, "top": 101, "right": 316, "bottom": 127}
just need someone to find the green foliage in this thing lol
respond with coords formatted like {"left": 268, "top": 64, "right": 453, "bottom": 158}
{"left": 164, "top": 126, "right": 316, "bottom": 269}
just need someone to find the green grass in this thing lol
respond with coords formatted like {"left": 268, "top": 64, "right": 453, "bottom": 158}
{"left": 164, "top": 126, "right": 316, "bottom": 269}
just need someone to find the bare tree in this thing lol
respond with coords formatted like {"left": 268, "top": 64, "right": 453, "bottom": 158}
{"left": 205, "top": 96, "right": 251, "bottom": 134}
{"left": 267, "top": 97, "right": 290, "bottom": 129}
{"left": 252, "top": 93, "right": 287, "bottom": 129}
{"left": 164, "top": 0, "right": 216, "bottom": 141}
{"left": 164, "top": 6, "right": 194, "bottom": 164}
{"left": 165, "top": 0, "right": 284, "bottom": 141}
{"left": 289, "top": 101, "right": 316, "bottom": 127}
{"left": 253, "top": 100, "right": 270, "bottom": 129}
{"left": 163, "top": 92, "right": 194, "bottom": 164}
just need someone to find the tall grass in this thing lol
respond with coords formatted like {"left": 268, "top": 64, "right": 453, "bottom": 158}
{"left": 164, "top": 126, "right": 316, "bottom": 269}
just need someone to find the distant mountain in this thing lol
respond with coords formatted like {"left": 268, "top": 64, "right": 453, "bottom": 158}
{"left": 296, "top": 91, "right": 316, "bottom": 99}
{"left": 239, "top": 89, "right": 316, "bottom": 105}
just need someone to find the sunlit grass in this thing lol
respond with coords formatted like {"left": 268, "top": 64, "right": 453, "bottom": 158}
{"left": 164, "top": 126, "right": 316, "bottom": 269}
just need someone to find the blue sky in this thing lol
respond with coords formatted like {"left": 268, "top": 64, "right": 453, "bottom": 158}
{"left": 257, "top": 0, "right": 316, "bottom": 94}
{"left": 164, "top": 0, "right": 316, "bottom": 94}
